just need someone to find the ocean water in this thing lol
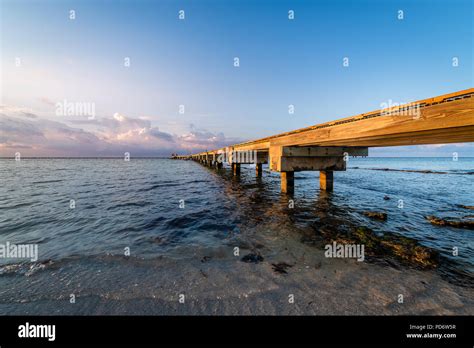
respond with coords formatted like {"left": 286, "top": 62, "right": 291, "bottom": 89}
{"left": 0, "top": 158, "right": 473, "bottom": 313}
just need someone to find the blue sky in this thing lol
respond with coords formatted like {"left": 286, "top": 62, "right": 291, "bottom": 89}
{"left": 0, "top": 0, "right": 472, "bottom": 156}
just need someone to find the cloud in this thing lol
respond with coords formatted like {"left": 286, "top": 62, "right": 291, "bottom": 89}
{"left": 148, "top": 127, "right": 175, "bottom": 142}
{"left": 369, "top": 143, "right": 474, "bottom": 157}
{"left": 177, "top": 124, "right": 238, "bottom": 151}
{"left": 0, "top": 105, "right": 38, "bottom": 119}
{"left": 70, "top": 112, "right": 151, "bottom": 131}
{"left": 0, "top": 107, "right": 105, "bottom": 156}
{"left": 39, "top": 97, "right": 56, "bottom": 107}
{"left": 0, "top": 105, "right": 239, "bottom": 157}
{"left": 419, "top": 144, "right": 470, "bottom": 149}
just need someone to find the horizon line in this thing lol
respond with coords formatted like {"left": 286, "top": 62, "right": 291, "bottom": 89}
{"left": 1, "top": 156, "right": 473, "bottom": 159}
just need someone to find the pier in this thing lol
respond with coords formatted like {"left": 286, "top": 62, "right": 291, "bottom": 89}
{"left": 173, "top": 88, "right": 474, "bottom": 192}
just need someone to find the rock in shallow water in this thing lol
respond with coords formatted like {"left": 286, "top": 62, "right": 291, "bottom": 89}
{"left": 363, "top": 211, "right": 388, "bottom": 221}
{"left": 201, "top": 256, "right": 212, "bottom": 263}
{"left": 354, "top": 226, "right": 439, "bottom": 268}
{"left": 321, "top": 226, "right": 439, "bottom": 269}
{"left": 271, "top": 262, "right": 293, "bottom": 274}
{"left": 425, "top": 216, "right": 474, "bottom": 230}
{"left": 240, "top": 253, "right": 264, "bottom": 263}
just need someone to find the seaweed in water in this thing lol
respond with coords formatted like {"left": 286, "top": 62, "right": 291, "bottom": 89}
{"left": 271, "top": 262, "right": 293, "bottom": 274}
{"left": 321, "top": 226, "right": 439, "bottom": 269}
{"left": 363, "top": 211, "right": 388, "bottom": 221}
{"left": 425, "top": 215, "right": 474, "bottom": 230}
{"left": 240, "top": 253, "right": 264, "bottom": 263}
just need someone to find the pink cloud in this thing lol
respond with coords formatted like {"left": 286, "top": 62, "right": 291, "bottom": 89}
{"left": 0, "top": 105, "right": 240, "bottom": 157}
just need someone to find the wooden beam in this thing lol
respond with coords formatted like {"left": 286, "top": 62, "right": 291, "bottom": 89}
{"left": 232, "top": 163, "right": 241, "bottom": 176}
{"left": 256, "top": 163, "right": 263, "bottom": 177}
{"left": 281, "top": 171, "right": 294, "bottom": 193}
{"left": 176, "top": 89, "right": 474, "bottom": 161}
{"left": 320, "top": 171, "right": 334, "bottom": 191}
{"left": 269, "top": 97, "right": 474, "bottom": 148}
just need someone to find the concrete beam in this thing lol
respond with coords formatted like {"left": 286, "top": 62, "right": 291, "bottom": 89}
{"left": 280, "top": 156, "right": 346, "bottom": 172}
{"left": 222, "top": 148, "right": 255, "bottom": 164}
{"left": 280, "top": 146, "right": 368, "bottom": 157}
{"left": 268, "top": 146, "right": 365, "bottom": 172}
{"left": 228, "top": 150, "right": 268, "bottom": 164}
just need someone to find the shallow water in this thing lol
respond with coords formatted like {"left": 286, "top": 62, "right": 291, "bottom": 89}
{"left": 0, "top": 157, "right": 473, "bottom": 313}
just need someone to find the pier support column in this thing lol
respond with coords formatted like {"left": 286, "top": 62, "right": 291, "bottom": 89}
{"left": 232, "top": 163, "right": 241, "bottom": 176}
{"left": 256, "top": 163, "right": 263, "bottom": 177}
{"left": 280, "top": 171, "right": 294, "bottom": 193}
{"left": 320, "top": 170, "right": 333, "bottom": 191}
{"left": 217, "top": 162, "right": 223, "bottom": 169}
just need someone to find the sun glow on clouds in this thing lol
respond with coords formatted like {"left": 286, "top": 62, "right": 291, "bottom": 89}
{"left": 0, "top": 106, "right": 239, "bottom": 157}
{"left": 113, "top": 113, "right": 126, "bottom": 123}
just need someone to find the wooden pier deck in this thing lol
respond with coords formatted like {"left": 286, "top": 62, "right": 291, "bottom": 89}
{"left": 173, "top": 88, "right": 474, "bottom": 192}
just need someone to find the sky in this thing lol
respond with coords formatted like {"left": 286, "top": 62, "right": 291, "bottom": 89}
{"left": 0, "top": 0, "right": 472, "bottom": 157}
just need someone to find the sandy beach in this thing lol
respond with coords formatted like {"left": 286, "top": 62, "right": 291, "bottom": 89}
{"left": 1, "top": 221, "right": 472, "bottom": 315}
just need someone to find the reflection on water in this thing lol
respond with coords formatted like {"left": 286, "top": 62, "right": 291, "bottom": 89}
{"left": 0, "top": 158, "right": 473, "bottom": 286}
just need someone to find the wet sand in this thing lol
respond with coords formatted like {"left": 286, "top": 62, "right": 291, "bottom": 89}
{"left": 1, "top": 224, "right": 472, "bottom": 315}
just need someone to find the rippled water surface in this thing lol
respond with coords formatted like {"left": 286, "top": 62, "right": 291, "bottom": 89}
{"left": 0, "top": 158, "right": 473, "bottom": 287}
